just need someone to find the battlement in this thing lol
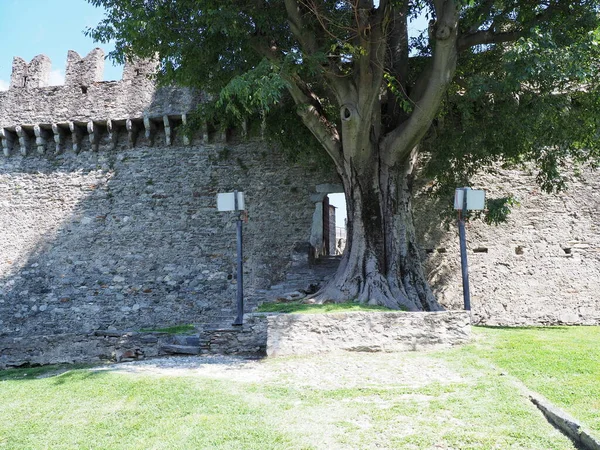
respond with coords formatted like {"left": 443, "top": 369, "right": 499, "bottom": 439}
{"left": 0, "top": 49, "right": 202, "bottom": 156}
{"left": 64, "top": 48, "right": 105, "bottom": 86}
{"left": 10, "top": 54, "right": 52, "bottom": 89}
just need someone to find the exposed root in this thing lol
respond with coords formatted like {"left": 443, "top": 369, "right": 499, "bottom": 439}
{"left": 309, "top": 268, "right": 440, "bottom": 311}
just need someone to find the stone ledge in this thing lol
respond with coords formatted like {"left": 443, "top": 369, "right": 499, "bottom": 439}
{"left": 530, "top": 392, "right": 600, "bottom": 450}
{"left": 266, "top": 310, "right": 471, "bottom": 357}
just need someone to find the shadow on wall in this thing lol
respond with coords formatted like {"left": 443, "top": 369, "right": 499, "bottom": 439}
{"left": 0, "top": 125, "right": 329, "bottom": 339}
{"left": 411, "top": 181, "right": 459, "bottom": 310}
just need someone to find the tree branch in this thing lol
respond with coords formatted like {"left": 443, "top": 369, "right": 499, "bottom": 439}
{"left": 457, "top": 30, "right": 522, "bottom": 51}
{"left": 284, "top": 75, "right": 344, "bottom": 171}
{"left": 458, "top": 1, "right": 564, "bottom": 53}
{"left": 284, "top": 0, "right": 317, "bottom": 54}
{"left": 467, "top": 0, "right": 496, "bottom": 34}
{"left": 381, "top": 0, "right": 458, "bottom": 165}
{"left": 383, "top": 2, "right": 410, "bottom": 130}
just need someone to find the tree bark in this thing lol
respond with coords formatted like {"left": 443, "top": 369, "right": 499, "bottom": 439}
{"left": 313, "top": 148, "right": 441, "bottom": 311}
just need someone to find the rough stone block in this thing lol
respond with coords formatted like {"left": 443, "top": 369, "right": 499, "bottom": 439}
{"left": 10, "top": 55, "right": 51, "bottom": 89}
{"left": 266, "top": 311, "right": 471, "bottom": 357}
{"left": 65, "top": 49, "right": 105, "bottom": 86}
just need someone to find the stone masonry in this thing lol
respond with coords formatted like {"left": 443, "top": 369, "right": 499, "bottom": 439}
{"left": 0, "top": 50, "right": 336, "bottom": 367}
{"left": 266, "top": 311, "right": 471, "bottom": 357}
{"left": 414, "top": 167, "right": 600, "bottom": 325}
{"left": 0, "top": 48, "right": 599, "bottom": 367}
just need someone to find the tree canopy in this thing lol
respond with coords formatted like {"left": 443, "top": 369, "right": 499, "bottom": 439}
{"left": 89, "top": 0, "right": 600, "bottom": 192}
{"left": 88, "top": 0, "right": 600, "bottom": 310}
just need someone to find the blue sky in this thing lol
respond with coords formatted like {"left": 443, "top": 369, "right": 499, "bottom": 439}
{"left": 0, "top": 1, "right": 429, "bottom": 92}
{"left": 0, "top": 0, "right": 427, "bottom": 225}
{"left": 0, "top": 0, "right": 122, "bottom": 90}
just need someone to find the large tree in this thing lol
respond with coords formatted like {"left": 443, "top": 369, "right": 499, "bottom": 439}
{"left": 88, "top": 0, "right": 600, "bottom": 311}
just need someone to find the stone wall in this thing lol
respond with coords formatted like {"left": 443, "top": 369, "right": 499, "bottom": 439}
{"left": 0, "top": 47, "right": 599, "bottom": 368}
{"left": 266, "top": 311, "right": 471, "bottom": 356}
{"left": 0, "top": 138, "right": 334, "bottom": 338}
{"left": 0, "top": 330, "right": 165, "bottom": 368}
{"left": 0, "top": 50, "right": 337, "bottom": 354}
{"left": 415, "top": 167, "right": 600, "bottom": 325}
{"left": 201, "top": 313, "right": 269, "bottom": 356}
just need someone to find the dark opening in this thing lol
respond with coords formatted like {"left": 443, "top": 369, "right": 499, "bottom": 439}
{"left": 135, "top": 69, "right": 141, "bottom": 76}
{"left": 81, "top": 86, "right": 88, "bottom": 94}
{"left": 342, "top": 107, "right": 352, "bottom": 120}
{"left": 563, "top": 248, "right": 572, "bottom": 254}
{"left": 473, "top": 247, "right": 488, "bottom": 253}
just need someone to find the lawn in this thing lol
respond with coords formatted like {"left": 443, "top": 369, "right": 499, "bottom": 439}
{"left": 468, "top": 326, "right": 600, "bottom": 435}
{"left": 0, "top": 344, "right": 578, "bottom": 449}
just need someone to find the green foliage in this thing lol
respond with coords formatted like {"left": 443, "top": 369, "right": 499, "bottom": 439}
{"left": 87, "top": 0, "right": 600, "bottom": 209}
{"left": 483, "top": 196, "right": 520, "bottom": 225}
{"left": 424, "top": 8, "right": 600, "bottom": 198}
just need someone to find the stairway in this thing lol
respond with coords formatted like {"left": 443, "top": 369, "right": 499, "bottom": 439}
{"left": 159, "top": 255, "right": 342, "bottom": 356}
{"left": 251, "top": 254, "right": 342, "bottom": 306}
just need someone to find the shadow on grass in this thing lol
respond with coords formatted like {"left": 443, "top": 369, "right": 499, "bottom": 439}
{"left": 0, "top": 363, "right": 99, "bottom": 382}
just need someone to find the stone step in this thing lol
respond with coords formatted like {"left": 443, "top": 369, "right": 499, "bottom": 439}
{"left": 168, "top": 335, "right": 200, "bottom": 346}
{"left": 160, "top": 344, "right": 202, "bottom": 355}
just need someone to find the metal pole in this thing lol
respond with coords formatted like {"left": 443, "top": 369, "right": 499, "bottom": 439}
{"left": 458, "top": 188, "right": 471, "bottom": 311}
{"left": 233, "top": 191, "right": 244, "bottom": 326}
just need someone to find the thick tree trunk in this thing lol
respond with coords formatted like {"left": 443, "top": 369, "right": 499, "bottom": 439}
{"left": 313, "top": 150, "right": 441, "bottom": 311}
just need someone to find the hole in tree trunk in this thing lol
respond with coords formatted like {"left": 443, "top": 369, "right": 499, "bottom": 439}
{"left": 342, "top": 107, "right": 352, "bottom": 121}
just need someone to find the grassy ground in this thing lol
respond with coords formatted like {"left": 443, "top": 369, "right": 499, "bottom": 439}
{"left": 0, "top": 343, "right": 578, "bottom": 449}
{"left": 468, "top": 326, "right": 600, "bottom": 435}
{"left": 256, "top": 301, "right": 394, "bottom": 314}
{"left": 138, "top": 324, "right": 196, "bottom": 334}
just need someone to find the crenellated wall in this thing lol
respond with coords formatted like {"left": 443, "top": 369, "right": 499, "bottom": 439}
{"left": 0, "top": 49, "right": 198, "bottom": 158}
{"left": 0, "top": 49, "right": 338, "bottom": 368}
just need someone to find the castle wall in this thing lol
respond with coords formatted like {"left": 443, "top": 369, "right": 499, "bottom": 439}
{"left": 0, "top": 48, "right": 598, "bottom": 367}
{"left": 414, "top": 167, "right": 600, "bottom": 326}
{"left": 0, "top": 133, "right": 331, "bottom": 340}
{"left": 0, "top": 51, "right": 335, "bottom": 364}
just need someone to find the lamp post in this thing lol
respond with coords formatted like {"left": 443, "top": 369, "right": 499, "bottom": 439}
{"left": 454, "top": 188, "right": 485, "bottom": 311}
{"left": 217, "top": 191, "right": 246, "bottom": 326}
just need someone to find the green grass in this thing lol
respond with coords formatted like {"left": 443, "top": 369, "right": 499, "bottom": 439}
{"left": 0, "top": 348, "right": 576, "bottom": 449}
{"left": 0, "top": 368, "right": 298, "bottom": 449}
{"left": 1, "top": 326, "right": 595, "bottom": 449}
{"left": 256, "top": 300, "right": 395, "bottom": 314}
{"left": 138, "top": 324, "right": 196, "bottom": 334}
{"left": 469, "top": 326, "right": 600, "bottom": 434}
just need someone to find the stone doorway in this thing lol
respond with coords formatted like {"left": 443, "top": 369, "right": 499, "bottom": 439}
{"left": 309, "top": 185, "right": 347, "bottom": 258}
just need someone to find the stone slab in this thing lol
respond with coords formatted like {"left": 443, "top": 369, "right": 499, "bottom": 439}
{"left": 266, "top": 310, "right": 471, "bottom": 357}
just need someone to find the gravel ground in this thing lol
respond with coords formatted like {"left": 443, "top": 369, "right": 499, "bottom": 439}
{"left": 92, "top": 352, "right": 465, "bottom": 389}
